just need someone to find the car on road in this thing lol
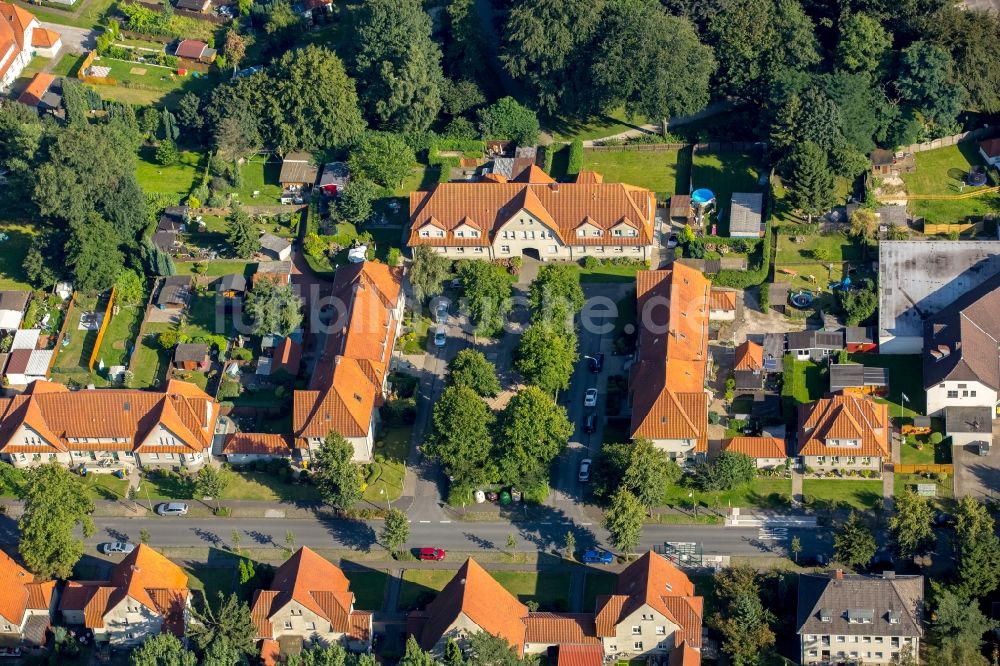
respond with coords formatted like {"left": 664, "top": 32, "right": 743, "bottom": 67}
{"left": 587, "top": 353, "right": 604, "bottom": 373}
{"left": 435, "top": 299, "right": 450, "bottom": 324}
{"left": 434, "top": 327, "right": 447, "bottom": 347}
{"left": 578, "top": 458, "right": 592, "bottom": 482}
{"left": 583, "top": 412, "right": 598, "bottom": 434}
{"left": 155, "top": 502, "right": 189, "bottom": 516}
{"left": 667, "top": 233, "right": 679, "bottom": 248}
{"left": 100, "top": 542, "right": 136, "bottom": 555}
{"left": 582, "top": 548, "right": 613, "bottom": 564}
{"left": 419, "top": 547, "right": 446, "bottom": 561}
{"left": 584, "top": 388, "right": 598, "bottom": 407}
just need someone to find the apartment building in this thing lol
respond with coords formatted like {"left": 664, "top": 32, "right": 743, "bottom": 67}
{"left": 0, "top": 550, "right": 56, "bottom": 648}
{"left": 797, "top": 393, "right": 890, "bottom": 474}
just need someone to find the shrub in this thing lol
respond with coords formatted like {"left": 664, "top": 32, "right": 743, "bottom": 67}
{"left": 541, "top": 144, "right": 555, "bottom": 174}
{"left": 447, "top": 484, "right": 474, "bottom": 507}
{"left": 387, "top": 247, "right": 402, "bottom": 267}
{"left": 929, "top": 432, "right": 943, "bottom": 445}
{"left": 567, "top": 139, "right": 583, "bottom": 176}
{"left": 582, "top": 256, "right": 601, "bottom": 269}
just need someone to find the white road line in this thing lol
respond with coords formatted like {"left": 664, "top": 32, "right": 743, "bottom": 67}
{"left": 419, "top": 520, "right": 431, "bottom": 523}
{"left": 439, "top": 520, "right": 451, "bottom": 524}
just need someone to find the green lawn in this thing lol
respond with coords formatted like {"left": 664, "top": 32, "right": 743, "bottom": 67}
{"left": 181, "top": 290, "right": 229, "bottom": 338}
{"left": 131, "top": 334, "right": 171, "bottom": 388}
{"left": 235, "top": 157, "right": 284, "bottom": 205}
{"left": 135, "top": 147, "right": 202, "bottom": 204}
{"left": 848, "top": 353, "right": 925, "bottom": 418}
{"left": 547, "top": 108, "right": 649, "bottom": 143}
{"left": 581, "top": 148, "right": 690, "bottom": 198}
{"left": 343, "top": 570, "right": 388, "bottom": 611}
{"left": 399, "top": 316, "right": 431, "bottom": 354}
{"left": 0, "top": 222, "right": 35, "bottom": 289}
{"left": 52, "top": 51, "right": 87, "bottom": 77}
{"left": 12, "top": 0, "right": 116, "bottom": 29}
{"left": 51, "top": 293, "right": 101, "bottom": 377}
{"left": 140, "top": 469, "right": 321, "bottom": 502}
{"left": 909, "top": 195, "right": 999, "bottom": 226}
{"left": 362, "top": 426, "right": 409, "bottom": 503}
{"left": 96, "top": 57, "right": 185, "bottom": 91}
{"left": 782, "top": 357, "right": 827, "bottom": 406}
{"left": 175, "top": 261, "right": 257, "bottom": 277}
{"left": 398, "top": 570, "right": 455, "bottom": 610}
{"left": 80, "top": 473, "right": 129, "bottom": 500}
{"left": 802, "top": 479, "right": 884, "bottom": 511}
{"left": 582, "top": 571, "right": 616, "bottom": 612}
{"left": 579, "top": 260, "right": 648, "bottom": 283}
{"left": 900, "top": 144, "right": 990, "bottom": 196}
{"left": 893, "top": 473, "right": 953, "bottom": 508}
{"left": 185, "top": 566, "right": 237, "bottom": 610}
{"left": 774, "top": 231, "right": 864, "bottom": 265}
{"left": 691, "top": 152, "right": 765, "bottom": 234}
{"left": 97, "top": 303, "right": 144, "bottom": 368}
{"left": 663, "top": 477, "right": 792, "bottom": 510}
{"left": 398, "top": 569, "right": 570, "bottom": 611}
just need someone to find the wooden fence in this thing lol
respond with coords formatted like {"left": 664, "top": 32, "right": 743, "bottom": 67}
{"left": 922, "top": 220, "right": 982, "bottom": 235}
{"left": 47, "top": 292, "right": 77, "bottom": 377}
{"left": 87, "top": 287, "right": 117, "bottom": 372}
{"left": 585, "top": 140, "right": 768, "bottom": 154}
{"left": 893, "top": 464, "right": 954, "bottom": 475}
{"left": 900, "top": 125, "right": 999, "bottom": 155}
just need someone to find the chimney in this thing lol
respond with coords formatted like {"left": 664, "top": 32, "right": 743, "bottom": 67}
{"left": 834, "top": 569, "right": 844, "bottom": 580}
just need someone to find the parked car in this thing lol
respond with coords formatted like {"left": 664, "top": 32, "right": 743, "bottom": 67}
{"left": 155, "top": 502, "right": 189, "bottom": 516}
{"left": 100, "top": 542, "right": 136, "bottom": 555}
{"left": 578, "top": 458, "right": 592, "bottom": 482}
{"left": 582, "top": 548, "right": 614, "bottom": 564}
{"left": 584, "top": 388, "right": 598, "bottom": 407}
{"left": 419, "top": 547, "right": 446, "bottom": 561}
{"left": 583, "top": 412, "right": 598, "bottom": 434}
{"left": 435, "top": 299, "right": 450, "bottom": 324}
{"left": 434, "top": 327, "right": 447, "bottom": 347}
{"left": 0, "top": 647, "right": 22, "bottom": 658}
{"left": 667, "top": 233, "right": 679, "bottom": 248}
{"left": 587, "top": 353, "right": 604, "bottom": 373}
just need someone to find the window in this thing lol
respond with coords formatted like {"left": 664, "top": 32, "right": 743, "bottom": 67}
{"left": 632, "top": 626, "right": 641, "bottom": 635}
{"left": 836, "top": 636, "right": 845, "bottom": 643}
{"left": 847, "top": 457, "right": 856, "bottom": 465}
{"left": 862, "top": 457, "right": 871, "bottom": 465}
{"left": 474, "top": 247, "right": 483, "bottom": 254}
{"left": 633, "top": 642, "right": 643, "bottom": 651}
{"left": 615, "top": 246, "right": 624, "bottom": 253}
{"left": 971, "top": 390, "right": 977, "bottom": 397}
{"left": 641, "top": 614, "right": 652, "bottom": 620}
{"left": 592, "top": 230, "right": 602, "bottom": 237}
{"left": 548, "top": 245, "right": 558, "bottom": 254}
{"left": 577, "top": 229, "right": 585, "bottom": 237}
{"left": 577, "top": 246, "right": 585, "bottom": 252}
{"left": 164, "top": 453, "right": 174, "bottom": 460}
{"left": 290, "top": 609, "right": 302, "bottom": 616}
{"left": 456, "top": 247, "right": 465, "bottom": 254}
{"left": 457, "top": 230, "right": 464, "bottom": 238}
{"left": 501, "top": 245, "right": 511, "bottom": 254}
{"left": 435, "top": 230, "right": 444, "bottom": 238}
{"left": 420, "top": 230, "right": 429, "bottom": 238}
{"left": 284, "top": 621, "right": 292, "bottom": 630}
{"left": 306, "top": 622, "right": 316, "bottom": 630}
{"left": 958, "top": 383, "right": 967, "bottom": 388}
{"left": 655, "top": 626, "right": 665, "bottom": 635}
{"left": 613, "top": 228, "right": 623, "bottom": 236}
{"left": 633, "top": 246, "right": 641, "bottom": 253}
{"left": 947, "top": 390, "right": 959, "bottom": 399}
{"left": 596, "top": 246, "right": 605, "bottom": 253}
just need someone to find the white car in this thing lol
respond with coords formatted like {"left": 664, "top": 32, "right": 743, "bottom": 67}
{"left": 434, "top": 327, "right": 447, "bottom": 347}
{"left": 100, "top": 542, "right": 136, "bottom": 555}
{"left": 584, "top": 388, "right": 598, "bottom": 408}
{"left": 578, "top": 458, "right": 592, "bottom": 482}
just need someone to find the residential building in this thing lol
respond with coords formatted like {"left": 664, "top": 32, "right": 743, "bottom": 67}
{"left": 0, "top": 550, "right": 56, "bottom": 647}
{"left": 271, "top": 336, "right": 302, "bottom": 376}
{"left": 174, "top": 39, "right": 216, "bottom": 63}
{"left": 980, "top": 138, "right": 1000, "bottom": 167}
{"left": 293, "top": 262, "right": 404, "bottom": 462}
{"left": 797, "top": 393, "right": 890, "bottom": 474}
{"left": 318, "top": 162, "right": 349, "bottom": 196}
{"left": 0, "top": 379, "right": 218, "bottom": 470}
{"left": 922, "top": 273, "right": 1000, "bottom": 417}
{"left": 728, "top": 192, "right": 764, "bottom": 238}
{"left": 944, "top": 406, "right": 993, "bottom": 449}
{"left": 250, "top": 547, "right": 372, "bottom": 656}
{"left": 17, "top": 71, "right": 61, "bottom": 113}
{"left": 708, "top": 289, "right": 738, "bottom": 321}
{"left": 733, "top": 340, "right": 765, "bottom": 393}
{"left": 407, "top": 169, "right": 655, "bottom": 261}
{"left": 60, "top": 545, "right": 191, "bottom": 646}
{"left": 0, "top": 290, "right": 29, "bottom": 331}
{"left": 721, "top": 437, "right": 787, "bottom": 469}
{"left": 629, "top": 266, "right": 710, "bottom": 460}
{"left": 797, "top": 571, "right": 923, "bottom": 665}
{"left": 254, "top": 261, "right": 293, "bottom": 286}
{"left": 222, "top": 432, "right": 294, "bottom": 464}
{"left": 172, "top": 343, "right": 208, "bottom": 371}
{"left": 260, "top": 233, "right": 292, "bottom": 262}
{"left": 0, "top": 3, "right": 61, "bottom": 92}
{"left": 787, "top": 330, "right": 844, "bottom": 362}
{"left": 879, "top": 240, "right": 1000, "bottom": 354}
{"left": 829, "top": 364, "right": 888, "bottom": 396}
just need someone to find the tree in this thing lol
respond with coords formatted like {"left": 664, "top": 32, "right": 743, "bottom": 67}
{"left": 398, "top": 636, "right": 437, "bottom": 666}
{"left": 18, "top": 464, "right": 95, "bottom": 579}
{"left": 839, "top": 279, "right": 878, "bottom": 325}
{"left": 837, "top": 13, "right": 892, "bottom": 74}
{"left": 783, "top": 141, "right": 836, "bottom": 220}
{"left": 605, "top": 489, "right": 643, "bottom": 555}
{"left": 267, "top": 45, "right": 366, "bottom": 154}
{"left": 515, "top": 322, "right": 577, "bottom": 394}
{"left": 790, "top": 536, "right": 802, "bottom": 563}
{"left": 931, "top": 6, "right": 1000, "bottom": 114}
{"left": 714, "top": 593, "right": 776, "bottom": 666}
{"left": 465, "top": 631, "right": 522, "bottom": 666}
{"left": 286, "top": 644, "right": 351, "bottom": 666}
{"left": 529, "top": 263, "right": 583, "bottom": 331}
{"left": 564, "top": 531, "right": 576, "bottom": 560}
{"left": 441, "top": 78, "right": 485, "bottom": 117}
{"left": 457, "top": 260, "right": 512, "bottom": 337}
{"left": 497, "top": 386, "right": 573, "bottom": 488}
{"left": 443, "top": 639, "right": 465, "bottom": 666}
{"left": 115, "top": 269, "right": 145, "bottom": 305}
{"left": 501, "top": 0, "right": 604, "bottom": 114}
{"left": 694, "top": 451, "right": 756, "bottom": 492}
{"left": 334, "top": 179, "right": 383, "bottom": 225}
{"left": 195, "top": 465, "right": 230, "bottom": 501}
{"left": 244, "top": 278, "right": 303, "bottom": 336}
{"left": 889, "top": 489, "right": 935, "bottom": 559}
{"left": 226, "top": 205, "right": 259, "bottom": 258}
{"left": 622, "top": 438, "right": 680, "bottom": 510}
{"left": 476, "top": 97, "right": 539, "bottom": 145}
{"left": 352, "top": 0, "right": 444, "bottom": 131}
{"left": 833, "top": 512, "right": 877, "bottom": 568}
{"left": 347, "top": 132, "right": 416, "bottom": 189}
{"left": 426, "top": 384, "right": 497, "bottom": 487}
{"left": 222, "top": 28, "right": 246, "bottom": 71}
{"left": 953, "top": 496, "right": 1000, "bottom": 598}
{"left": 156, "top": 138, "right": 179, "bottom": 166}
{"left": 313, "top": 432, "right": 365, "bottom": 510}
{"left": 64, "top": 215, "right": 124, "bottom": 295}
{"left": 130, "top": 633, "right": 197, "bottom": 666}
{"left": 589, "top": 1, "right": 715, "bottom": 121}
{"left": 895, "top": 41, "right": 967, "bottom": 133}
{"left": 187, "top": 593, "right": 257, "bottom": 662}
{"left": 409, "top": 245, "right": 451, "bottom": 302}
{"left": 261, "top": 0, "right": 301, "bottom": 52}
{"left": 447, "top": 349, "right": 501, "bottom": 397}
{"left": 381, "top": 508, "right": 410, "bottom": 554}
{"left": 928, "top": 585, "right": 995, "bottom": 666}
{"left": 849, "top": 208, "right": 879, "bottom": 247}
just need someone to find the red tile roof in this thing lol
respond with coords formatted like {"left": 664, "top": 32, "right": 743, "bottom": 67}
{"left": 722, "top": 437, "right": 786, "bottom": 459}
{"left": 0, "top": 549, "right": 51, "bottom": 627}
{"left": 30, "top": 27, "right": 58, "bottom": 48}
{"left": 272, "top": 337, "right": 302, "bottom": 375}
{"left": 669, "top": 641, "right": 701, "bottom": 666}
{"left": 734, "top": 341, "right": 764, "bottom": 372}
{"left": 557, "top": 644, "right": 603, "bottom": 666}
{"left": 709, "top": 289, "right": 738, "bottom": 311}
{"left": 17, "top": 71, "right": 54, "bottom": 106}
{"left": 222, "top": 432, "right": 293, "bottom": 456}
{"left": 981, "top": 138, "right": 1000, "bottom": 159}
{"left": 797, "top": 393, "right": 890, "bottom": 457}
{"left": 523, "top": 613, "right": 598, "bottom": 645}
{"left": 175, "top": 39, "right": 206, "bottom": 59}
{"left": 630, "top": 267, "right": 710, "bottom": 447}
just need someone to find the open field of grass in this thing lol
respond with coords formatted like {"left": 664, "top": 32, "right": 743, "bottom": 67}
{"left": 848, "top": 353, "right": 925, "bottom": 418}
{"left": 581, "top": 148, "right": 690, "bottom": 198}
{"left": 691, "top": 152, "right": 765, "bottom": 234}
{"left": 782, "top": 357, "right": 826, "bottom": 406}
{"left": 136, "top": 147, "right": 202, "bottom": 204}
{"left": 140, "top": 469, "right": 321, "bottom": 502}
{"left": 96, "top": 302, "right": 144, "bottom": 368}
{"left": 12, "top": 0, "right": 116, "bottom": 29}
{"left": 130, "top": 333, "right": 171, "bottom": 388}
{"left": 343, "top": 570, "right": 388, "bottom": 611}
{"left": 582, "top": 571, "right": 615, "bottom": 611}
{"left": 181, "top": 290, "right": 230, "bottom": 338}
{"left": 578, "top": 260, "right": 648, "bottom": 283}
{"left": 0, "top": 222, "right": 35, "bottom": 289}
{"left": 663, "top": 477, "right": 792, "bottom": 511}
{"left": 362, "top": 426, "right": 409, "bottom": 503}
{"left": 900, "top": 144, "right": 999, "bottom": 223}
{"left": 547, "top": 108, "right": 649, "bottom": 143}
{"left": 802, "top": 479, "right": 883, "bottom": 511}
{"left": 909, "top": 195, "right": 999, "bottom": 225}
{"left": 175, "top": 260, "right": 257, "bottom": 277}
{"left": 235, "top": 157, "right": 284, "bottom": 205}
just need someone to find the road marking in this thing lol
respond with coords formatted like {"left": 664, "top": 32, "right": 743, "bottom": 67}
{"left": 419, "top": 520, "right": 431, "bottom": 523}
{"left": 439, "top": 520, "right": 451, "bottom": 524}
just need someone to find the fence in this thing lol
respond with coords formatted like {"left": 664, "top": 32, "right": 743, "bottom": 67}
{"left": 922, "top": 220, "right": 982, "bottom": 235}
{"left": 87, "top": 287, "right": 117, "bottom": 372}
{"left": 893, "top": 464, "right": 954, "bottom": 475}
{"left": 48, "top": 292, "right": 77, "bottom": 377}
{"left": 584, "top": 143, "right": 688, "bottom": 153}
{"left": 899, "top": 125, "right": 999, "bottom": 155}
{"left": 584, "top": 141, "right": 768, "bottom": 154}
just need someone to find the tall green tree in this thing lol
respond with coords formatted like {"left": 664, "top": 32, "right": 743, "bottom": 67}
{"left": 398, "top": 636, "right": 437, "bottom": 666}
{"left": 622, "top": 438, "right": 679, "bottom": 510}
{"left": 313, "top": 432, "right": 365, "bottom": 510}
{"left": 380, "top": 508, "right": 410, "bottom": 553}
{"left": 497, "top": 386, "right": 573, "bottom": 488}
{"left": 833, "top": 512, "right": 877, "bottom": 568}
{"left": 895, "top": 41, "right": 967, "bottom": 134}
{"left": 427, "top": 385, "right": 497, "bottom": 487}
{"left": 352, "top": 0, "right": 444, "bottom": 131}
{"left": 889, "top": 488, "right": 935, "bottom": 559}
{"left": 66, "top": 216, "right": 124, "bottom": 294}
{"left": 115, "top": 269, "right": 146, "bottom": 305}
{"left": 953, "top": 496, "right": 1000, "bottom": 598}
{"left": 458, "top": 260, "right": 513, "bottom": 337}
{"left": 187, "top": 593, "right": 257, "bottom": 660}
{"left": 195, "top": 466, "right": 230, "bottom": 504}
{"left": 244, "top": 278, "right": 303, "bottom": 337}
{"left": 267, "top": 45, "right": 366, "bottom": 154}
{"left": 714, "top": 593, "right": 776, "bottom": 666}
{"left": 443, "top": 0, "right": 485, "bottom": 82}
{"left": 529, "top": 263, "right": 583, "bottom": 332}
{"left": 409, "top": 245, "right": 451, "bottom": 302}
{"left": 466, "top": 631, "right": 522, "bottom": 666}
{"left": 18, "top": 464, "right": 95, "bottom": 579}
{"left": 930, "top": 6, "right": 1000, "bottom": 114}
{"left": 334, "top": 179, "right": 382, "bottom": 226}
{"left": 515, "top": 322, "right": 578, "bottom": 395}
{"left": 782, "top": 141, "right": 836, "bottom": 220}
{"left": 927, "top": 585, "right": 995, "bottom": 666}
{"left": 836, "top": 13, "right": 892, "bottom": 74}
{"left": 476, "top": 97, "right": 539, "bottom": 146}
{"left": 447, "top": 349, "right": 501, "bottom": 397}
{"left": 130, "top": 633, "right": 197, "bottom": 666}
{"left": 605, "top": 488, "right": 643, "bottom": 555}
{"left": 443, "top": 639, "right": 465, "bottom": 666}
{"left": 347, "top": 132, "right": 416, "bottom": 189}
{"left": 226, "top": 205, "right": 259, "bottom": 258}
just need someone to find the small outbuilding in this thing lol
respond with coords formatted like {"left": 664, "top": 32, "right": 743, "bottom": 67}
{"left": 175, "top": 39, "right": 216, "bottom": 63}
{"left": 979, "top": 138, "right": 1000, "bottom": 167}
{"left": 173, "top": 343, "right": 209, "bottom": 371}
{"left": 829, "top": 363, "right": 889, "bottom": 395}
{"left": 871, "top": 149, "right": 915, "bottom": 176}
{"left": 946, "top": 406, "right": 993, "bottom": 449}
{"left": 279, "top": 152, "right": 319, "bottom": 193}
{"left": 728, "top": 192, "right": 764, "bottom": 238}
{"left": 259, "top": 233, "right": 292, "bottom": 262}
{"left": 318, "top": 162, "right": 349, "bottom": 196}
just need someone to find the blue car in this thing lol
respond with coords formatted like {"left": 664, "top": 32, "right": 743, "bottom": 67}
{"left": 582, "top": 548, "right": 614, "bottom": 564}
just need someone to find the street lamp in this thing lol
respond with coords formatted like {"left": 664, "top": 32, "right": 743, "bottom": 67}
{"left": 380, "top": 486, "right": 392, "bottom": 510}
{"left": 688, "top": 492, "right": 698, "bottom": 517}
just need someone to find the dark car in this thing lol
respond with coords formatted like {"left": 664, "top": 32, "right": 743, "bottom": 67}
{"left": 588, "top": 353, "right": 605, "bottom": 373}
{"left": 583, "top": 412, "right": 598, "bottom": 434}
{"left": 582, "top": 548, "right": 614, "bottom": 564}
{"left": 419, "top": 547, "right": 446, "bottom": 561}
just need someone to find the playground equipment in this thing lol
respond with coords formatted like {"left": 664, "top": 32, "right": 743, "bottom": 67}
{"left": 967, "top": 167, "right": 988, "bottom": 187}
{"left": 690, "top": 188, "right": 716, "bottom": 229}
{"left": 829, "top": 276, "right": 852, "bottom": 291}
{"left": 789, "top": 290, "right": 815, "bottom": 308}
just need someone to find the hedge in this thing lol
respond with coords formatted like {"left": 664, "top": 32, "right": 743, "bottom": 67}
{"left": 567, "top": 139, "right": 583, "bottom": 175}
{"left": 541, "top": 144, "right": 555, "bottom": 174}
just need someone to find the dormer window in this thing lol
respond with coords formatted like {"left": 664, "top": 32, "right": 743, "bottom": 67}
{"left": 613, "top": 228, "right": 623, "bottom": 236}
{"left": 577, "top": 228, "right": 585, "bottom": 237}
{"left": 819, "top": 609, "right": 832, "bottom": 623}
{"left": 592, "top": 230, "right": 602, "bottom": 237}
{"left": 847, "top": 609, "right": 874, "bottom": 624}
{"left": 887, "top": 611, "right": 901, "bottom": 625}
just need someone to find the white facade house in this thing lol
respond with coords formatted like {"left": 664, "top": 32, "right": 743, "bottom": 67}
{"left": 0, "top": 3, "right": 61, "bottom": 92}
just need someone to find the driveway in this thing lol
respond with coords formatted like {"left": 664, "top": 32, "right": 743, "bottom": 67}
{"left": 42, "top": 22, "right": 96, "bottom": 59}
{"left": 953, "top": 425, "right": 1000, "bottom": 500}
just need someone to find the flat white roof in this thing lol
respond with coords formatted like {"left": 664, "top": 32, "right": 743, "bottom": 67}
{"left": 0, "top": 310, "right": 22, "bottom": 330}
{"left": 11, "top": 328, "right": 40, "bottom": 350}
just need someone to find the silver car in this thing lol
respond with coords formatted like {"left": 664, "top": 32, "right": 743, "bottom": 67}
{"left": 155, "top": 502, "right": 189, "bottom": 516}
{"left": 100, "top": 542, "right": 136, "bottom": 555}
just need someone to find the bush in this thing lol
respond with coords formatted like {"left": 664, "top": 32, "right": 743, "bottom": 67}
{"left": 582, "top": 256, "right": 601, "bottom": 269}
{"left": 929, "top": 432, "right": 943, "bottom": 445}
{"left": 387, "top": 247, "right": 402, "bottom": 267}
{"left": 567, "top": 139, "right": 583, "bottom": 176}
{"left": 521, "top": 481, "right": 549, "bottom": 504}
{"left": 448, "top": 484, "right": 474, "bottom": 507}
{"left": 381, "top": 398, "right": 417, "bottom": 426}
{"left": 229, "top": 347, "right": 253, "bottom": 361}
{"left": 541, "top": 144, "right": 555, "bottom": 174}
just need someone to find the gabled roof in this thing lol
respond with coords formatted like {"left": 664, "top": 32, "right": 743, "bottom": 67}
{"left": 734, "top": 341, "right": 764, "bottom": 372}
{"left": 709, "top": 289, "right": 738, "bottom": 311}
{"left": 923, "top": 272, "right": 1000, "bottom": 391}
{"left": 722, "top": 437, "right": 786, "bottom": 459}
{"left": 250, "top": 547, "right": 359, "bottom": 639}
{"left": 594, "top": 552, "right": 702, "bottom": 648}
{"left": 514, "top": 164, "right": 554, "bottom": 184}
{"left": 787, "top": 330, "right": 844, "bottom": 351}
{"left": 669, "top": 642, "right": 701, "bottom": 666}
{"left": 279, "top": 152, "right": 318, "bottom": 184}
{"left": 0, "top": 550, "right": 53, "bottom": 627}
{"left": 574, "top": 171, "right": 604, "bottom": 184}
{"left": 797, "top": 394, "right": 889, "bottom": 457}
{"left": 630, "top": 267, "right": 710, "bottom": 447}
{"left": 222, "top": 432, "right": 293, "bottom": 455}
{"left": 417, "top": 558, "right": 529, "bottom": 655}
{"left": 796, "top": 572, "right": 923, "bottom": 638}
{"left": 175, "top": 39, "right": 207, "bottom": 59}
{"left": 557, "top": 644, "right": 603, "bottom": 666}
{"left": 17, "top": 72, "right": 54, "bottom": 106}
{"left": 30, "top": 26, "right": 58, "bottom": 48}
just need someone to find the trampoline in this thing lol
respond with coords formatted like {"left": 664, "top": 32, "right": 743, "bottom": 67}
{"left": 967, "top": 167, "right": 988, "bottom": 187}
{"left": 790, "top": 290, "right": 815, "bottom": 308}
